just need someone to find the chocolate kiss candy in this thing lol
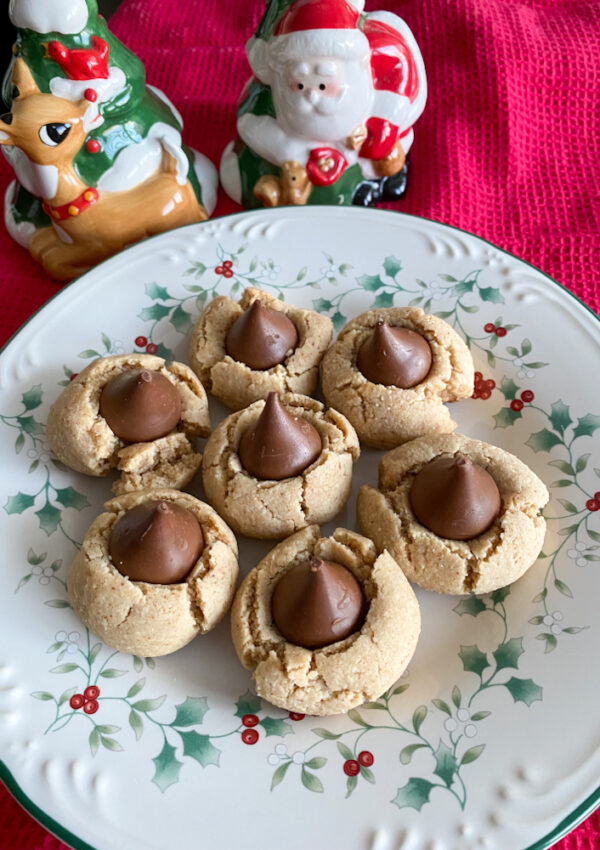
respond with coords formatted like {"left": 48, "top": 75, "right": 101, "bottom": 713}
{"left": 225, "top": 299, "right": 298, "bottom": 370}
{"left": 271, "top": 557, "right": 365, "bottom": 649}
{"left": 100, "top": 369, "right": 182, "bottom": 443}
{"left": 109, "top": 500, "right": 204, "bottom": 584}
{"left": 409, "top": 455, "right": 501, "bottom": 540}
{"left": 356, "top": 321, "right": 432, "bottom": 388}
{"left": 239, "top": 392, "right": 321, "bottom": 480}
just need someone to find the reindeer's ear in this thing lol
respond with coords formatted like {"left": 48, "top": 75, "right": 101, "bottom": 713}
{"left": 11, "top": 59, "right": 40, "bottom": 98}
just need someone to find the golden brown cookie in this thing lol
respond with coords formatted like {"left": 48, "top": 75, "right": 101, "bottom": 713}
{"left": 231, "top": 525, "right": 420, "bottom": 715}
{"left": 67, "top": 488, "right": 239, "bottom": 657}
{"left": 357, "top": 434, "right": 549, "bottom": 595}
{"left": 46, "top": 354, "right": 210, "bottom": 493}
{"left": 189, "top": 286, "right": 333, "bottom": 410}
{"left": 202, "top": 393, "right": 359, "bottom": 539}
{"left": 321, "top": 307, "right": 474, "bottom": 449}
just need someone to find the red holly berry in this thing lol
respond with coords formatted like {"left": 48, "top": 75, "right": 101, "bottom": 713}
{"left": 474, "top": 371, "right": 483, "bottom": 382}
{"left": 510, "top": 399, "right": 524, "bottom": 412}
{"left": 521, "top": 390, "right": 534, "bottom": 403}
{"left": 84, "top": 685, "right": 100, "bottom": 701}
{"left": 222, "top": 260, "right": 233, "bottom": 270}
{"left": 586, "top": 499, "right": 600, "bottom": 512}
{"left": 471, "top": 390, "right": 480, "bottom": 399}
{"left": 289, "top": 712, "right": 305, "bottom": 721}
{"left": 343, "top": 759, "right": 360, "bottom": 776}
{"left": 135, "top": 335, "right": 147, "bottom": 347}
{"left": 223, "top": 269, "right": 234, "bottom": 279}
{"left": 69, "top": 693, "right": 84, "bottom": 710}
{"left": 484, "top": 323, "right": 495, "bottom": 333}
{"left": 215, "top": 265, "right": 224, "bottom": 275}
{"left": 495, "top": 327, "right": 507, "bottom": 337}
{"left": 358, "top": 750, "right": 374, "bottom": 767}
{"left": 595, "top": 492, "right": 600, "bottom": 501}
{"left": 146, "top": 343, "right": 158, "bottom": 355}
{"left": 241, "top": 728, "right": 259, "bottom": 745}
{"left": 83, "top": 699, "right": 99, "bottom": 715}
{"left": 479, "top": 389, "right": 491, "bottom": 400}
{"left": 485, "top": 379, "right": 496, "bottom": 390}
{"left": 242, "top": 714, "right": 259, "bottom": 728}
{"left": 69, "top": 373, "right": 78, "bottom": 381}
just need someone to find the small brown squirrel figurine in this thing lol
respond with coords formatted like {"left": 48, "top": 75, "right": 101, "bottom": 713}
{"left": 253, "top": 161, "right": 313, "bottom": 207}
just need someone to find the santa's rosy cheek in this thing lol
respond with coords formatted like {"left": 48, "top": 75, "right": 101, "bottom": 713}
{"left": 289, "top": 79, "right": 306, "bottom": 91}
{"left": 319, "top": 81, "right": 341, "bottom": 97}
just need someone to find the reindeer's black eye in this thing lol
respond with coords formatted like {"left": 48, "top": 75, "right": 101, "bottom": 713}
{"left": 11, "top": 86, "right": 20, "bottom": 100}
{"left": 39, "top": 122, "right": 71, "bottom": 146}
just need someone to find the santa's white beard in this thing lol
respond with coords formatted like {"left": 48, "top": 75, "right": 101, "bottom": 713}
{"left": 272, "top": 65, "right": 374, "bottom": 143}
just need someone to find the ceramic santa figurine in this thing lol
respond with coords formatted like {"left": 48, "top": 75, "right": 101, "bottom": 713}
{"left": 221, "top": 0, "right": 426, "bottom": 208}
{"left": 1, "top": 0, "right": 217, "bottom": 281}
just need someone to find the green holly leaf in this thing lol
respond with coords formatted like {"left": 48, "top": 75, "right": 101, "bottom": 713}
{"left": 78, "top": 349, "right": 101, "bottom": 359}
{"left": 557, "top": 498, "right": 579, "bottom": 514}
{"left": 100, "top": 668, "right": 128, "bottom": 679}
{"left": 479, "top": 287, "right": 504, "bottom": 303}
{"left": 31, "top": 691, "right": 54, "bottom": 701}
{"left": 453, "top": 597, "right": 487, "bottom": 617}
{"left": 337, "top": 742, "right": 354, "bottom": 761}
{"left": 490, "top": 586, "right": 511, "bottom": 605}
{"left": 459, "top": 645, "right": 490, "bottom": 678}
{"left": 138, "top": 304, "right": 171, "bottom": 322}
{"left": 523, "top": 361, "right": 548, "bottom": 369}
{"left": 44, "top": 599, "right": 70, "bottom": 608}
{"left": 312, "top": 728, "right": 342, "bottom": 740}
{"left": 551, "top": 480, "right": 573, "bottom": 488}
{"left": 259, "top": 716, "right": 293, "bottom": 737}
{"left": 345, "top": 774, "right": 358, "bottom": 798}
{"left": 126, "top": 678, "right": 145, "bottom": 699}
{"left": 89, "top": 728, "right": 100, "bottom": 757}
{"left": 433, "top": 740, "right": 457, "bottom": 787}
{"left": 536, "top": 633, "right": 558, "bottom": 653}
{"left": 391, "top": 683, "right": 409, "bottom": 696}
{"left": 301, "top": 767, "right": 324, "bottom": 793}
{"left": 499, "top": 377, "right": 520, "bottom": 400}
{"left": 373, "top": 291, "right": 395, "bottom": 309}
{"left": 21, "top": 385, "right": 43, "bottom": 410}
{"left": 234, "top": 691, "right": 261, "bottom": 718}
{"left": 170, "top": 304, "right": 193, "bottom": 335}
{"left": 270, "top": 760, "right": 292, "bottom": 790}
{"left": 312, "top": 298, "right": 333, "bottom": 313}
{"left": 331, "top": 311, "right": 347, "bottom": 332}
{"left": 131, "top": 695, "right": 166, "bottom": 711}
{"left": 361, "top": 701, "right": 387, "bottom": 710}
{"left": 360, "top": 765, "right": 375, "bottom": 783}
{"left": 58, "top": 687, "right": 76, "bottom": 706}
{"left": 399, "top": 743, "right": 427, "bottom": 765}
{"left": 504, "top": 677, "right": 543, "bottom": 706}
{"left": 178, "top": 730, "right": 221, "bottom": 767}
{"left": 471, "top": 711, "right": 491, "bottom": 722}
{"left": 461, "top": 744, "right": 485, "bottom": 765}
{"left": 171, "top": 696, "right": 209, "bottom": 727}
{"left": 383, "top": 256, "right": 402, "bottom": 279}
{"left": 88, "top": 643, "right": 102, "bottom": 665}
{"left": 525, "top": 429, "right": 563, "bottom": 453}
{"left": 100, "top": 736, "right": 123, "bottom": 752}
{"left": 305, "top": 757, "right": 327, "bottom": 770}
{"left": 338, "top": 263, "right": 352, "bottom": 276}
{"left": 440, "top": 273, "right": 458, "bottom": 283}
{"left": 493, "top": 638, "right": 524, "bottom": 671}
{"left": 152, "top": 740, "right": 183, "bottom": 792}
{"left": 573, "top": 414, "right": 600, "bottom": 439}
{"left": 432, "top": 698, "right": 452, "bottom": 716}
{"left": 493, "top": 407, "right": 522, "bottom": 428}
{"left": 49, "top": 663, "right": 78, "bottom": 673}
{"left": 145, "top": 282, "right": 171, "bottom": 301}
{"left": 412, "top": 705, "right": 427, "bottom": 734}
{"left": 129, "top": 709, "right": 144, "bottom": 740}
{"left": 554, "top": 578, "right": 573, "bottom": 598}
{"left": 14, "top": 432, "right": 25, "bottom": 454}
{"left": 347, "top": 708, "right": 370, "bottom": 727}
{"left": 54, "top": 487, "right": 89, "bottom": 511}
{"left": 133, "top": 656, "right": 143, "bottom": 673}
{"left": 453, "top": 279, "right": 474, "bottom": 294}
{"left": 575, "top": 453, "right": 591, "bottom": 472}
{"left": 35, "top": 503, "right": 62, "bottom": 536}
{"left": 357, "top": 273, "right": 386, "bottom": 291}
{"left": 392, "top": 778, "right": 435, "bottom": 811}
{"left": 5, "top": 492, "right": 36, "bottom": 515}
{"left": 549, "top": 400, "right": 572, "bottom": 435}
{"left": 27, "top": 548, "right": 46, "bottom": 565}
{"left": 451, "top": 686, "right": 462, "bottom": 708}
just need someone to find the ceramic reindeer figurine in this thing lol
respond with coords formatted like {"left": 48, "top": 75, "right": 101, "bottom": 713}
{"left": 2, "top": 0, "right": 217, "bottom": 281}
{"left": 221, "top": 0, "right": 427, "bottom": 209}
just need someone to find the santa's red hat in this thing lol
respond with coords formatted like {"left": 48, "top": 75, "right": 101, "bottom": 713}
{"left": 247, "top": 0, "right": 369, "bottom": 84}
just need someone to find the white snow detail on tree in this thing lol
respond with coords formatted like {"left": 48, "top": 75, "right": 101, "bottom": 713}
{"left": 97, "top": 123, "right": 189, "bottom": 192}
{"left": 9, "top": 0, "right": 89, "bottom": 35}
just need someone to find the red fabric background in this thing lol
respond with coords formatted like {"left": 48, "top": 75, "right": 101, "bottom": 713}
{"left": 1, "top": 0, "right": 599, "bottom": 847}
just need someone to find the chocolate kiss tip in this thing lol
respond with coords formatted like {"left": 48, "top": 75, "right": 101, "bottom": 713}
{"left": 357, "top": 322, "right": 432, "bottom": 389}
{"left": 238, "top": 392, "right": 321, "bottom": 481}
{"left": 225, "top": 299, "right": 298, "bottom": 371}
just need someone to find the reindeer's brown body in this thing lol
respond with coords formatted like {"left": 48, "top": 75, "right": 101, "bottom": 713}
{"left": 1, "top": 61, "right": 208, "bottom": 281}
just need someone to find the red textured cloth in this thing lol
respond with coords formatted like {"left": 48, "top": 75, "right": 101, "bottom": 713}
{"left": 1, "top": 0, "right": 599, "bottom": 847}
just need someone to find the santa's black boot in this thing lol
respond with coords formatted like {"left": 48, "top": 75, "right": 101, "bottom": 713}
{"left": 379, "top": 161, "right": 409, "bottom": 201}
{"left": 352, "top": 179, "right": 382, "bottom": 206}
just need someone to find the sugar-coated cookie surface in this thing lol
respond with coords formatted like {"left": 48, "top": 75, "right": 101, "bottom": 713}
{"left": 321, "top": 307, "right": 474, "bottom": 449}
{"left": 202, "top": 393, "right": 359, "bottom": 539}
{"left": 46, "top": 354, "right": 210, "bottom": 493}
{"left": 189, "top": 286, "right": 333, "bottom": 410}
{"left": 231, "top": 525, "right": 421, "bottom": 715}
{"left": 357, "top": 434, "right": 549, "bottom": 595}
{"left": 68, "top": 489, "right": 239, "bottom": 657}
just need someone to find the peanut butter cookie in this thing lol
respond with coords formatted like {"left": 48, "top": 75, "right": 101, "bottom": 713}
{"left": 67, "top": 489, "right": 239, "bottom": 657}
{"left": 231, "top": 525, "right": 420, "bottom": 715}
{"left": 357, "top": 434, "right": 549, "bottom": 595}
{"left": 321, "top": 307, "right": 474, "bottom": 449}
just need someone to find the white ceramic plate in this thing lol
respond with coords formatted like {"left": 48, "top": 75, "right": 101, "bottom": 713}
{"left": 1, "top": 208, "right": 599, "bottom": 850}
